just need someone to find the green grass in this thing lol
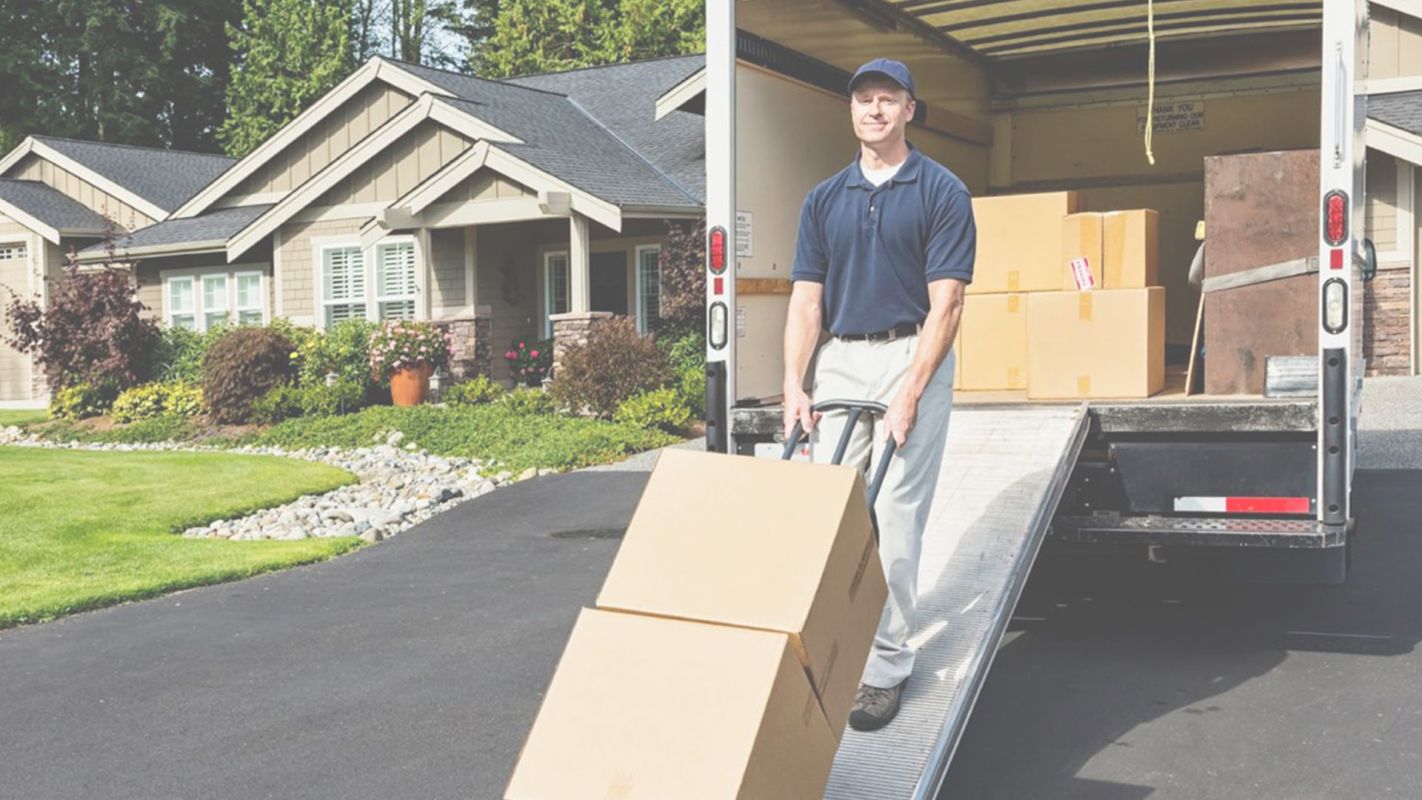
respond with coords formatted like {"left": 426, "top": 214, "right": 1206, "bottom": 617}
{"left": 0, "top": 447, "right": 359, "bottom": 628}
{"left": 0, "top": 409, "right": 47, "bottom": 427}
{"left": 252, "top": 404, "right": 679, "bottom": 472}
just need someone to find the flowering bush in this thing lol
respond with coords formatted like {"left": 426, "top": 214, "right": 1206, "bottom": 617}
{"left": 368, "top": 321, "right": 451, "bottom": 377}
{"left": 295, "top": 319, "right": 377, "bottom": 387}
{"left": 503, "top": 338, "right": 552, "bottom": 386}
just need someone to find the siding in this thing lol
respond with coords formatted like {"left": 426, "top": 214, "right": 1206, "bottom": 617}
{"left": 278, "top": 218, "right": 364, "bottom": 323}
{"left": 317, "top": 122, "right": 471, "bottom": 206}
{"left": 434, "top": 170, "right": 535, "bottom": 205}
{"left": 1366, "top": 151, "right": 1399, "bottom": 253}
{"left": 235, "top": 83, "right": 415, "bottom": 197}
{"left": 9, "top": 154, "right": 154, "bottom": 229}
{"left": 1371, "top": 8, "right": 1422, "bottom": 81}
{"left": 430, "top": 227, "right": 466, "bottom": 313}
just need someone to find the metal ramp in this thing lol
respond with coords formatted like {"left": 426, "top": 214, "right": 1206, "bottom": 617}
{"left": 825, "top": 404, "right": 1089, "bottom": 800}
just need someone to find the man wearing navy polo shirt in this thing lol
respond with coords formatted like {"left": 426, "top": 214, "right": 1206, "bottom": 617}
{"left": 784, "top": 58, "right": 974, "bottom": 732}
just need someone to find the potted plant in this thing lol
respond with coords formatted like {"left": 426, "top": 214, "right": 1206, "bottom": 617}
{"left": 504, "top": 338, "right": 553, "bottom": 387}
{"left": 369, "top": 321, "right": 452, "bottom": 406}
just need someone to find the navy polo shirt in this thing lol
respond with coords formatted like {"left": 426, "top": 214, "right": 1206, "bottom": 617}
{"left": 792, "top": 147, "right": 975, "bottom": 336}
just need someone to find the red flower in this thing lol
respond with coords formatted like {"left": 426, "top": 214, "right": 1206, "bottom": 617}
{"left": 529, "top": 350, "right": 539, "bottom": 359}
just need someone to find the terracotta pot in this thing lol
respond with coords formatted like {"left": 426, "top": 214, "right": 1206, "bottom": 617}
{"left": 389, "top": 363, "right": 432, "bottom": 406}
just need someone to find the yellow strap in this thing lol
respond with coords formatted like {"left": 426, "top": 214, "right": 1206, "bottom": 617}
{"left": 1144, "top": 0, "right": 1157, "bottom": 165}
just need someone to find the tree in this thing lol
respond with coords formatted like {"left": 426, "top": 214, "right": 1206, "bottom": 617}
{"left": 657, "top": 219, "right": 706, "bottom": 339}
{"left": 220, "top": 0, "right": 357, "bottom": 157}
{"left": 602, "top": 0, "right": 702, "bottom": 64}
{"left": 474, "top": 0, "right": 614, "bottom": 78}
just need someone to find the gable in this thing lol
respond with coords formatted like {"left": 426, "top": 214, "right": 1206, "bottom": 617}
{"left": 7, "top": 153, "right": 155, "bottom": 230}
{"left": 433, "top": 169, "right": 535, "bottom": 206}
{"left": 228, "top": 82, "right": 416, "bottom": 200}
{"left": 314, "top": 120, "right": 472, "bottom": 207}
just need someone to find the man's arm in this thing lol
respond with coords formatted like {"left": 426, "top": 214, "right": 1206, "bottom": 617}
{"left": 884, "top": 278, "right": 966, "bottom": 446}
{"left": 783, "top": 280, "right": 824, "bottom": 439}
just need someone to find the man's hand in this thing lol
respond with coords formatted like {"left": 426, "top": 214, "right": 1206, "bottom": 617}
{"left": 884, "top": 389, "right": 919, "bottom": 447}
{"left": 784, "top": 385, "right": 819, "bottom": 442}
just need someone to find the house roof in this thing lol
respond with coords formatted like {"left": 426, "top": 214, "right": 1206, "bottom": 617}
{"left": 1370, "top": 91, "right": 1422, "bottom": 137}
{"left": 385, "top": 60, "right": 704, "bottom": 208}
{"left": 0, "top": 179, "right": 108, "bottom": 235}
{"left": 504, "top": 55, "right": 706, "bottom": 202}
{"left": 76, "top": 204, "right": 272, "bottom": 260}
{"left": 30, "top": 136, "right": 235, "bottom": 213}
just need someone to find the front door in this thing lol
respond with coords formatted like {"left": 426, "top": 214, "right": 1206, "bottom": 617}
{"left": 591, "top": 251, "right": 628, "bottom": 315}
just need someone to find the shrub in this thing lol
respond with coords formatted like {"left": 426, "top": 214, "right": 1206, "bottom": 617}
{"left": 110, "top": 382, "right": 205, "bottom": 423}
{"left": 497, "top": 386, "right": 554, "bottom": 416}
{"left": 299, "top": 380, "right": 365, "bottom": 417}
{"left": 202, "top": 327, "right": 296, "bottom": 423}
{"left": 5, "top": 256, "right": 160, "bottom": 392}
{"left": 249, "top": 385, "right": 303, "bottom": 425}
{"left": 152, "top": 326, "right": 220, "bottom": 383}
{"left": 295, "top": 319, "right": 376, "bottom": 388}
{"left": 656, "top": 219, "right": 706, "bottom": 338}
{"left": 614, "top": 387, "right": 692, "bottom": 434}
{"left": 368, "top": 320, "right": 451, "bottom": 378}
{"left": 445, "top": 375, "right": 505, "bottom": 406}
{"left": 549, "top": 316, "right": 670, "bottom": 418}
{"left": 49, "top": 382, "right": 116, "bottom": 420}
{"left": 503, "top": 338, "right": 553, "bottom": 386}
{"left": 659, "top": 331, "right": 706, "bottom": 418}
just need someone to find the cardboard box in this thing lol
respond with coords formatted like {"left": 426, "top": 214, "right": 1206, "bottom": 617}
{"left": 506, "top": 609, "right": 837, "bottom": 800}
{"left": 597, "top": 449, "right": 886, "bottom": 736}
{"left": 1061, "top": 213, "right": 1104, "bottom": 291}
{"left": 970, "top": 191, "right": 1080, "bottom": 294}
{"left": 1102, "top": 210, "right": 1159, "bottom": 289}
{"left": 1027, "top": 288, "right": 1165, "bottom": 399}
{"left": 960, "top": 293, "right": 1028, "bottom": 391}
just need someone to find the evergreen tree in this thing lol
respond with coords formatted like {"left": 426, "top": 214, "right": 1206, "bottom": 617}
{"left": 602, "top": 0, "right": 702, "bottom": 64}
{"left": 219, "top": 0, "right": 356, "bottom": 157}
{"left": 475, "top": 0, "right": 615, "bottom": 78}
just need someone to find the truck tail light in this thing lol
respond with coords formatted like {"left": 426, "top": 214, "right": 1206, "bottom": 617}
{"left": 1323, "top": 278, "right": 1348, "bottom": 334}
{"left": 1323, "top": 190, "right": 1348, "bottom": 246}
{"left": 708, "top": 226, "right": 728, "bottom": 274}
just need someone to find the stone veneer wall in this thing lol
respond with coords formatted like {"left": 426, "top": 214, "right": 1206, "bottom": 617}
{"left": 436, "top": 311, "right": 492, "bottom": 380}
{"left": 549, "top": 311, "right": 614, "bottom": 377}
{"left": 1363, "top": 263, "right": 1413, "bottom": 376}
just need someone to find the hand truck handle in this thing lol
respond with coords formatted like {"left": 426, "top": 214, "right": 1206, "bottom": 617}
{"left": 780, "top": 400, "right": 899, "bottom": 516}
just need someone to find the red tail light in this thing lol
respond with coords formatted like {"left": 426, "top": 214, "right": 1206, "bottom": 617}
{"left": 708, "top": 226, "right": 727, "bottom": 274}
{"left": 1324, "top": 190, "right": 1347, "bottom": 246}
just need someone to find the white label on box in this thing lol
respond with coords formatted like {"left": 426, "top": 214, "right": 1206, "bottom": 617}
{"left": 735, "top": 305, "right": 747, "bottom": 338}
{"left": 735, "top": 210, "right": 753, "bottom": 257}
{"left": 1137, "top": 99, "right": 1205, "bottom": 134}
{"left": 1070, "top": 257, "right": 1097, "bottom": 290}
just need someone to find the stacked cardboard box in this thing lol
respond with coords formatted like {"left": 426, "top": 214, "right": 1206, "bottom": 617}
{"left": 506, "top": 450, "right": 888, "bottom": 799}
{"left": 956, "top": 190, "right": 1165, "bottom": 400}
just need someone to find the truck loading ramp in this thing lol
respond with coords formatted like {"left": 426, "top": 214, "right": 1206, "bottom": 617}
{"left": 825, "top": 404, "right": 1089, "bottom": 799}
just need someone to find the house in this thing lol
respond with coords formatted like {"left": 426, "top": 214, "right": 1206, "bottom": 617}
{"left": 0, "top": 138, "right": 235, "bottom": 401}
{"left": 86, "top": 55, "right": 706, "bottom": 387}
{"left": 1363, "top": 0, "right": 1422, "bottom": 377}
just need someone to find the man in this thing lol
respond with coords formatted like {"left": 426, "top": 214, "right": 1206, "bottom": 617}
{"left": 783, "top": 58, "right": 974, "bottom": 732}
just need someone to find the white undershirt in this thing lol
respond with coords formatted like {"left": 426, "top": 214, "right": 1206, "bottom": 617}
{"left": 862, "top": 161, "right": 903, "bottom": 187}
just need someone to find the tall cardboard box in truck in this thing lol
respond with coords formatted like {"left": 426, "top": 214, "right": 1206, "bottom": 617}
{"left": 1102, "top": 210, "right": 1160, "bottom": 289}
{"left": 597, "top": 449, "right": 887, "bottom": 736}
{"left": 970, "top": 191, "right": 1079, "bottom": 294}
{"left": 1027, "top": 288, "right": 1166, "bottom": 399}
{"left": 505, "top": 609, "right": 837, "bottom": 800}
{"left": 960, "top": 293, "right": 1028, "bottom": 391}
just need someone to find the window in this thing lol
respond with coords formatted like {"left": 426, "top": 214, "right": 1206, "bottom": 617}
{"left": 202, "top": 274, "right": 228, "bottom": 330}
{"left": 168, "top": 276, "right": 196, "bottom": 330}
{"left": 636, "top": 245, "right": 662, "bottom": 333}
{"left": 235, "top": 272, "right": 264, "bottom": 325}
{"left": 544, "top": 251, "right": 569, "bottom": 336}
{"left": 322, "top": 245, "right": 367, "bottom": 326}
{"left": 376, "top": 241, "right": 417, "bottom": 320}
{"left": 0, "top": 242, "right": 25, "bottom": 261}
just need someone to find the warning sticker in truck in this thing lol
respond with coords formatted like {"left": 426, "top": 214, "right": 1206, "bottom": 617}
{"left": 1137, "top": 99, "right": 1205, "bottom": 135}
{"left": 735, "top": 210, "right": 753, "bottom": 257}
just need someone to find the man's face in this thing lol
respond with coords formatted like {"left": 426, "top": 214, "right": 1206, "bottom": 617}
{"left": 850, "top": 78, "right": 915, "bottom": 147}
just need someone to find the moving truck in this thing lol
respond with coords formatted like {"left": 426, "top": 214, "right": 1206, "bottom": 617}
{"left": 696, "top": 0, "right": 1371, "bottom": 585}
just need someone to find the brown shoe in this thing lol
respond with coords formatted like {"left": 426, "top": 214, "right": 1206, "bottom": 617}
{"left": 847, "top": 680, "right": 906, "bottom": 732}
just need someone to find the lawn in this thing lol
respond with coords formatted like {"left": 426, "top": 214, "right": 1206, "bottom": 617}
{"left": 0, "top": 409, "right": 47, "bottom": 428}
{"left": 0, "top": 446, "right": 359, "bottom": 628}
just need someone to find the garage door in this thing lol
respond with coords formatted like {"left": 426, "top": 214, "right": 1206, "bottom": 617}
{"left": 0, "top": 240, "right": 33, "bottom": 401}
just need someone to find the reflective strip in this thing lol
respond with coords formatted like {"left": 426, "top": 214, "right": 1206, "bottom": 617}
{"left": 1174, "top": 496, "right": 1312, "bottom": 514}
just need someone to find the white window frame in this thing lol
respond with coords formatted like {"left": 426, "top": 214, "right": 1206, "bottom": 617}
{"left": 0, "top": 241, "right": 26, "bottom": 261}
{"left": 313, "top": 234, "right": 424, "bottom": 328}
{"left": 234, "top": 270, "right": 266, "bottom": 326}
{"left": 374, "top": 238, "right": 418, "bottom": 321}
{"left": 542, "top": 250, "right": 570, "bottom": 337}
{"left": 634, "top": 244, "right": 662, "bottom": 334}
{"left": 160, "top": 264, "right": 270, "bottom": 332}
{"left": 201, "top": 273, "right": 230, "bottom": 331}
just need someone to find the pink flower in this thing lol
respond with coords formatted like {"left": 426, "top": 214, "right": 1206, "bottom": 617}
{"left": 530, "top": 350, "right": 539, "bottom": 358}
{"left": 518, "top": 341, "right": 525, "bottom": 348}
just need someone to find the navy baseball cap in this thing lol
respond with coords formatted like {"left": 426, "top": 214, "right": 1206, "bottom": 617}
{"left": 848, "top": 58, "right": 915, "bottom": 99}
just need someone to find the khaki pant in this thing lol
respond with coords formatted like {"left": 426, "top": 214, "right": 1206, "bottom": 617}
{"left": 810, "top": 335, "right": 955, "bottom": 689}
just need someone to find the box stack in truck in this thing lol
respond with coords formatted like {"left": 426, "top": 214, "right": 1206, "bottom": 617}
{"left": 505, "top": 450, "right": 888, "bottom": 799}
{"left": 955, "top": 191, "right": 1166, "bottom": 400}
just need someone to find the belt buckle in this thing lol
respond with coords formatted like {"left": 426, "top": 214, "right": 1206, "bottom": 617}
{"left": 885, "top": 328, "right": 899, "bottom": 341}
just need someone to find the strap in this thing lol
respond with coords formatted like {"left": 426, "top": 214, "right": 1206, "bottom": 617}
{"left": 1202, "top": 255, "right": 1318, "bottom": 294}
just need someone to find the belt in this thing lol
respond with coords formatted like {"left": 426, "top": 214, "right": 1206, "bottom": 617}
{"left": 834, "top": 323, "right": 921, "bottom": 342}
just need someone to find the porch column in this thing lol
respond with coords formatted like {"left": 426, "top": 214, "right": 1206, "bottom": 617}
{"left": 569, "top": 214, "right": 590, "bottom": 313}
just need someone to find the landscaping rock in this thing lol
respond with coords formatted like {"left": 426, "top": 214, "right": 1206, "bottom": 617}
{"left": 517, "top": 467, "right": 538, "bottom": 481}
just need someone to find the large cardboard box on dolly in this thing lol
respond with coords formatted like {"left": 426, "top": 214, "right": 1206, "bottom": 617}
{"left": 505, "top": 608, "right": 837, "bottom": 800}
{"left": 960, "top": 293, "right": 1028, "bottom": 391}
{"left": 597, "top": 449, "right": 888, "bottom": 737}
{"left": 1027, "top": 288, "right": 1166, "bottom": 399}
{"left": 970, "top": 191, "right": 1080, "bottom": 294}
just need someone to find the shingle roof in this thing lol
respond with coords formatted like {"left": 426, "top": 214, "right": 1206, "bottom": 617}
{"left": 385, "top": 59, "right": 702, "bottom": 209}
{"left": 0, "top": 179, "right": 108, "bottom": 233}
{"left": 505, "top": 55, "right": 705, "bottom": 202}
{"left": 1370, "top": 91, "right": 1422, "bottom": 137}
{"left": 79, "top": 204, "right": 272, "bottom": 255}
{"left": 32, "top": 136, "right": 236, "bottom": 213}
